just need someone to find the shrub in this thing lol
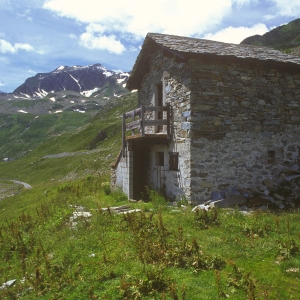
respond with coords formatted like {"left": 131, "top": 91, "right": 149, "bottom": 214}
{"left": 101, "top": 182, "right": 111, "bottom": 195}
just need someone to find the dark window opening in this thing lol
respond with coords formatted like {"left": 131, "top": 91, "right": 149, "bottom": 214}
{"left": 268, "top": 150, "right": 275, "bottom": 164}
{"left": 156, "top": 152, "right": 164, "bottom": 166}
{"left": 169, "top": 152, "right": 179, "bottom": 171}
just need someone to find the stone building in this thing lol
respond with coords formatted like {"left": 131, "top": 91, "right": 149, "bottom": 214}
{"left": 111, "top": 33, "right": 300, "bottom": 204}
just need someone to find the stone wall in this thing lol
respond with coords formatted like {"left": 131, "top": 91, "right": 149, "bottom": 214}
{"left": 111, "top": 145, "right": 133, "bottom": 199}
{"left": 184, "top": 57, "right": 300, "bottom": 203}
{"left": 116, "top": 51, "right": 300, "bottom": 203}
{"left": 137, "top": 52, "right": 193, "bottom": 200}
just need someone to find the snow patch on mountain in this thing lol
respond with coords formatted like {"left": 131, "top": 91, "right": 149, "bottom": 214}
{"left": 117, "top": 78, "right": 126, "bottom": 84}
{"left": 20, "top": 93, "right": 31, "bottom": 98}
{"left": 68, "top": 73, "right": 81, "bottom": 90}
{"left": 103, "top": 71, "right": 113, "bottom": 77}
{"left": 81, "top": 88, "right": 99, "bottom": 97}
{"left": 74, "top": 109, "right": 85, "bottom": 113}
{"left": 34, "top": 89, "right": 48, "bottom": 98}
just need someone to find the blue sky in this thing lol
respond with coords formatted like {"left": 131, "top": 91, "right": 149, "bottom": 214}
{"left": 0, "top": 0, "right": 299, "bottom": 93}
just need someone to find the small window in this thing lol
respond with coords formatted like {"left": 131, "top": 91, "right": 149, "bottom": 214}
{"left": 156, "top": 152, "right": 164, "bottom": 166}
{"left": 268, "top": 151, "right": 275, "bottom": 164}
{"left": 169, "top": 152, "right": 179, "bottom": 171}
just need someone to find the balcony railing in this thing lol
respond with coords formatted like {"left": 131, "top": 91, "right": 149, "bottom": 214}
{"left": 122, "top": 103, "right": 170, "bottom": 156}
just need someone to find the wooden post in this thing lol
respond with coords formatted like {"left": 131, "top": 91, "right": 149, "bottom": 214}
{"left": 166, "top": 103, "right": 170, "bottom": 139}
{"left": 122, "top": 113, "right": 126, "bottom": 157}
{"left": 141, "top": 105, "right": 145, "bottom": 137}
{"left": 132, "top": 109, "right": 135, "bottom": 135}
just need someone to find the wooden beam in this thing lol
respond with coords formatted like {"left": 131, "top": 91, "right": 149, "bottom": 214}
{"left": 144, "top": 106, "right": 167, "bottom": 112}
{"left": 166, "top": 102, "right": 170, "bottom": 139}
{"left": 126, "top": 120, "right": 142, "bottom": 130}
{"left": 125, "top": 108, "right": 141, "bottom": 119}
{"left": 141, "top": 105, "right": 145, "bottom": 137}
{"left": 144, "top": 119, "right": 168, "bottom": 126}
{"left": 122, "top": 113, "right": 126, "bottom": 157}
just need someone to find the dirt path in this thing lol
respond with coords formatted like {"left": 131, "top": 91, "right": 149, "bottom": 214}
{"left": 10, "top": 180, "right": 32, "bottom": 189}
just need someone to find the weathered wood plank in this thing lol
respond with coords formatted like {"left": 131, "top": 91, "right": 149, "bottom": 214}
{"left": 144, "top": 106, "right": 167, "bottom": 112}
{"left": 126, "top": 120, "right": 141, "bottom": 130}
{"left": 144, "top": 119, "right": 168, "bottom": 126}
{"left": 125, "top": 108, "right": 141, "bottom": 118}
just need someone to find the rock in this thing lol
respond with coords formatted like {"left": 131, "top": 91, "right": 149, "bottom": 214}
{"left": 259, "top": 205, "right": 269, "bottom": 212}
{"left": 128, "top": 199, "right": 137, "bottom": 203}
{"left": 263, "top": 178, "right": 274, "bottom": 188}
{"left": 211, "top": 191, "right": 224, "bottom": 201}
{"left": 282, "top": 168, "right": 300, "bottom": 175}
{"left": 211, "top": 194, "right": 246, "bottom": 208}
{"left": 118, "top": 209, "right": 142, "bottom": 214}
{"left": 72, "top": 212, "right": 92, "bottom": 218}
{"left": 285, "top": 175, "right": 300, "bottom": 181}
{"left": 0, "top": 279, "right": 16, "bottom": 289}
{"left": 273, "top": 193, "right": 284, "bottom": 201}
{"left": 192, "top": 204, "right": 210, "bottom": 211}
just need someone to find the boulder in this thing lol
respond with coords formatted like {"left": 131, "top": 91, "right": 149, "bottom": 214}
{"left": 210, "top": 194, "right": 246, "bottom": 208}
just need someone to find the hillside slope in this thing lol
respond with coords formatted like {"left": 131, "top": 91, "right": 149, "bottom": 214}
{"left": 240, "top": 18, "right": 300, "bottom": 56}
{"left": 0, "top": 92, "right": 137, "bottom": 186}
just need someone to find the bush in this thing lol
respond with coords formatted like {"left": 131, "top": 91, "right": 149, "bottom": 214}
{"left": 101, "top": 182, "right": 111, "bottom": 195}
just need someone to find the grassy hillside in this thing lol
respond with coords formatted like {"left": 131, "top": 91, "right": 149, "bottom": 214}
{"left": 0, "top": 112, "right": 91, "bottom": 159}
{"left": 0, "top": 93, "right": 137, "bottom": 187}
{"left": 1, "top": 91, "right": 300, "bottom": 299}
{"left": 0, "top": 177, "right": 300, "bottom": 299}
{"left": 240, "top": 18, "right": 300, "bottom": 56}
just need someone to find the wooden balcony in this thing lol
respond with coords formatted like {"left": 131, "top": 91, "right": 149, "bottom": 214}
{"left": 122, "top": 103, "right": 170, "bottom": 156}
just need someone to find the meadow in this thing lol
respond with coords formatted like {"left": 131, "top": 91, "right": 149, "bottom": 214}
{"left": 0, "top": 93, "right": 300, "bottom": 299}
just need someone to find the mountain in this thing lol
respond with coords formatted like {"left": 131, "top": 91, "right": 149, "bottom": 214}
{"left": 13, "top": 63, "right": 130, "bottom": 98}
{"left": 240, "top": 18, "right": 300, "bottom": 56}
{"left": 0, "top": 63, "right": 131, "bottom": 114}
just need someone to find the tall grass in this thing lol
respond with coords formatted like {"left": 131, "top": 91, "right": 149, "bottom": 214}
{"left": 1, "top": 177, "right": 300, "bottom": 299}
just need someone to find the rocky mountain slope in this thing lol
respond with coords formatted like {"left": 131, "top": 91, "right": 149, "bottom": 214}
{"left": 240, "top": 18, "right": 300, "bottom": 57}
{"left": 13, "top": 63, "right": 130, "bottom": 98}
{"left": 0, "top": 63, "right": 131, "bottom": 114}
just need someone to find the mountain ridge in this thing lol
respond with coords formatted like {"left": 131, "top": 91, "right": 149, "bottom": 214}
{"left": 13, "top": 63, "right": 130, "bottom": 99}
{"left": 240, "top": 18, "right": 300, "bottom": 57}
{"left": 0, "top": 63, "right": 132, "bottom": 115}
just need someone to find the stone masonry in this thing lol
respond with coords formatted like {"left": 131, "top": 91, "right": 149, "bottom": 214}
{"left": 113, "top": 33, "right": 300, "bottom": 204}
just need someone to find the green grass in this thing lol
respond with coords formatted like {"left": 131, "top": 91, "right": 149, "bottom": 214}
{"left": 0, "top": 180, "right": 300, "bottom": 299}
{"left": 1, "top": 91, "right": 300, "bottom": 298}
{"left": 0, "top": 112, "right": 91, "bottom": 159}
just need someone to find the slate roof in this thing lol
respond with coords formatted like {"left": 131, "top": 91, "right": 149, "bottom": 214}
{"left": 147, "top": 33, "right": 300, "bottom": 64}
{"left": 127, "top": 33, "right": 300, "bottom": 90}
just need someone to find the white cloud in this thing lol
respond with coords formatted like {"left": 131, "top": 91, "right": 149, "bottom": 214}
{"left": 80, "top": 24, "right": 125, "bottom": 54}
{"left": 270, "top": 0, "right": 300, "bottom": 17}
{"left": 27, "top": 69, "right": 37, "bottom": 75}
{"left": 0, "top": 81, "right": 6, "bottom": 87}
{"left": 15, "top": 43, "right": 34, "bottom": 51}
{"left": 204, "top": 23, "right": 269, "bottom": 44}
{"left": 43, "top": 0, "right": 242, "bottom": 39}
{"left": 0, "top": 39, "right": 35, "bottom": 53}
